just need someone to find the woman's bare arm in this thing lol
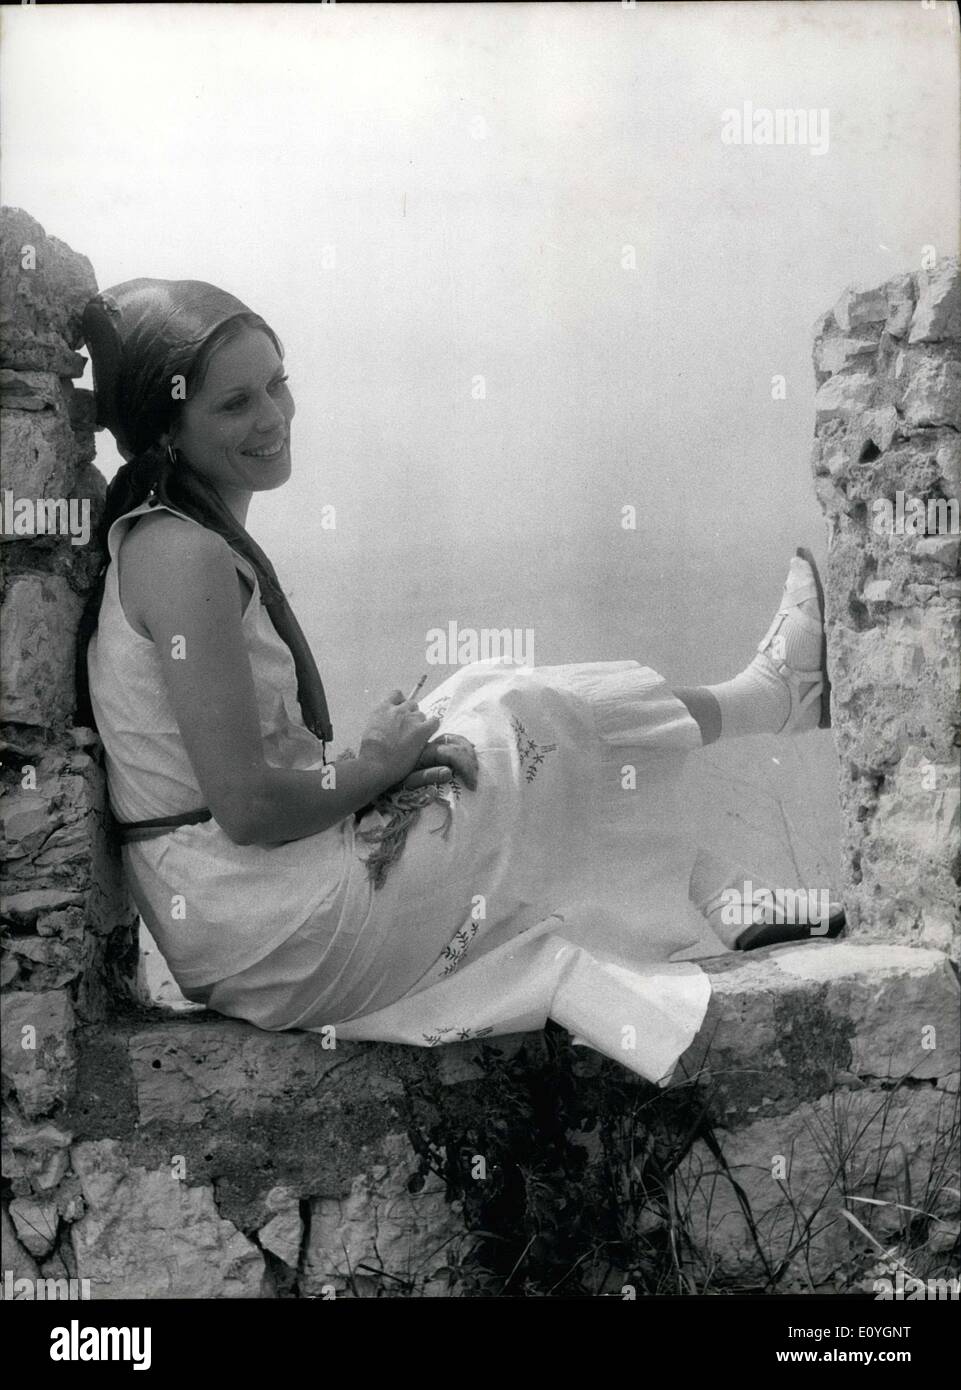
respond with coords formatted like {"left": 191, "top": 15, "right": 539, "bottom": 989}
{"left": 123, "top": 513, "right": 438, "bottom": 846}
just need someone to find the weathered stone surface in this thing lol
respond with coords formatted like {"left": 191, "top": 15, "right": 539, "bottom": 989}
{"left": 833, "top": 284, "right": 888, "bottom": 333}
{"left": 909, "top": 260, "right": 961, "bottom": 343}
{"left": 1, "top": 1202, "right": 40, "bottom": 1284}
{"left": 0, "top": 368, "right": 62, "bottom": 412}
{"left": 70, "top": 1139, "right": 266, "bottom": 1298}
{"left": 22, "top": 937, "right": 961, "bottom": 1297}
{"left": 677, "top": 1085, "right": 957, "bottom": 1284}
{"left": 939, "top": 435, "right": 961, "bottom": 493}
{"left": 257, "top": 1186, "right": 303, "bottom": 1268}
{"left": 0, "top": 752, "right": 136, "bottom": 968}
{"left": 812, "top": 259, "right": 961, "bottom": 959}
{"left": 862, "top": 579, "right": 892, "bottom": 604}
{"left": 128, "top": 1020, "right": 403, "bottom": 1126}
{"left": 1, "top": 1110, "right": 72, "bottom": 1191}
{"left": 813, "top": 327, "right": 879, "bottom": 380}
{"left": 302, "top": 1131, "right": 469, "bottom": 1296}
{"left": 681, "top": 943, "right": 959, "bottom": 1124}
{"left": 0, "top": 574, "right": 84, "bottom": 726}
{"left": 895, "top": 349, "right": 961, "bottom": 430}
{"left": 857, "top": 403, "right": 899, "bottom": 454}
{"left": 0, "top": 330, "right": 86, "bottom": 378}
{"left": 0, "top": 888, "right": 85, "bottom": 922}
{"left": 0, "top": 393, "right": 96, "bottom": 508}
{"left": 8, "top": 1194, "right": 59, "bottom": 1257}
{"left": 814, "top": 371, "right": 877, "bottom": 424}
{"left": 0, "top": 207, "right": 96, "bottom": 373}
{"left": 853, "top": 749, "right": 960, "bottom": 957}
{"left": 828, "top": 608, "right": 959, "bottom": 753}
{"left": 1, "top": 991, "right": 77, "bottom": 1119}
{"left": 917, "top": 534, "right": 960, "bottom": 568}
{"left": 3, "top": 934, "right": 84, "bottom": 993}
{"left": 884, "top": 272, "right": 917, "bottom": 339}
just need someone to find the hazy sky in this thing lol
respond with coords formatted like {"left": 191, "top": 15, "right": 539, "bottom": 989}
{"left": 3, "top": 0, "right": 958, "bottom": 786}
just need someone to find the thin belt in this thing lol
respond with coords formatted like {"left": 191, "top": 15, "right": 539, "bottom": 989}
{"left": 115, "top": 807, "right": 212, "bottom": 844}
{"left": 115, "top": 803, "right": 372, "bottom": 845}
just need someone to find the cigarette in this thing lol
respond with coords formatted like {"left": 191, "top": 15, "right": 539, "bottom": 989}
{"left": 406, "top": 673, "right": 428, "bottom": 702}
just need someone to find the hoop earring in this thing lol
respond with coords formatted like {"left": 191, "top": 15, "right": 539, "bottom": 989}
{"left": 166, "top": 444, "right": 178, "bottom": 468}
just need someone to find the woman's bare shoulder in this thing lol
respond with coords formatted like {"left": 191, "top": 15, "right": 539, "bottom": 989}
{"left": 122, "top": 508, "right": 227, "bottom": 562}
{"left": 119, "top": 510, "right": 244, "bottom": 633}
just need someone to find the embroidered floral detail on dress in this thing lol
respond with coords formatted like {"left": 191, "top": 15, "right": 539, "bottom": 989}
{"left": 422, "top": 1023, "right": 494, "bottom": 1046}
{"left": 440, "top": 918, "right": 479, "bottom": 976}
{"left": 509, "top": 716, "right": 558, "bottom": 784}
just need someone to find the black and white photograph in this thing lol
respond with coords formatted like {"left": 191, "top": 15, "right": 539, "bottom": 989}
{"left": 0, "top": 0, "right": 958, "bottom": 1352}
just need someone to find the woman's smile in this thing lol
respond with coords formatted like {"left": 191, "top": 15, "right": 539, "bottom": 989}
{"left": 169, "top": 325, "right": 296, "bottom": 505}
{"left": 241, "top": 438, "right": 287, "bottom": 459}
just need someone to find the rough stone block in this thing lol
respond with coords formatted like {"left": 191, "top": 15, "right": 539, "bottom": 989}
{"left": 1, "top": 1203, "right": 40, "bottom": 1285}
{"left": 1, "top": 1110, "right": 72, "bottom": 1192}
{"left": 916, "top": 535, "right": 960, "bottom": 569}
{"left": 0, "top": 574, "right": 84, "bottom": 726}
{"left": 681, "top": 943, "right": 960, "bottom": 1121}
{"left": 813, "top": 264, "right": 960, "bottom": 964}
{"left": 833, "top": 285, "right": 888, "bottom": 333}
{"left": 853, "top": 750, "right": 960, "bottom": 953}
{"left": 677, "top": 1085, "right": 956, "bottom": 1284}
{"left": 814, "top": 372, "right": 877, "bottom": 424}
{"left": 1, "top": 386, "right": 98, "bottom": 509}
{"left": 0, "top": 369, "right": 62, "bottom": 412}
{"left": 8, "top": 1194, "right": 59, "bottom": 1257}
{"left": 1, "top": 991, "right": 77, "bottom": 1120}
{"left": 0, "top": 751, "right": 136, "bottom": 960}
{"left": 0, "top": 208, "right": 97, "bottom": 374}
{"left": 884, "top": 272, "right": 917, "bottom": 339}
{"left": 0, "top": 889, "right": 86, "bottom": 924}
{"left": 909, "top": 260, "right": 961, "bottom": 344}
{"left": 303, "top": 1131, "right": 470, "bottom": 1296}
{"left": 127, "top": 1019, "right": 404, "bottom": 1127}
{"left": 812, "top": 329, "right": 878, "bottom": 380}
{"left": 256, "top": 1186, "right": 303, "bottom": 1268}
{"left": 895, "top": 348, "right": 961, "bottom": 430}
{"left": 70, "top": 1138, "right": 266, "bottom": 1298}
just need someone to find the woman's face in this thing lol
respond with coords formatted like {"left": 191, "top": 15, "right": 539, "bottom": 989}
{"left": 169, "top": 325, "right": 295, "bottom": 494}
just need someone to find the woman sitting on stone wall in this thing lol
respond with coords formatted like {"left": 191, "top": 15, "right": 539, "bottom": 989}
{"left": 77, "top": 279, "right": 841, "bottom": 1084}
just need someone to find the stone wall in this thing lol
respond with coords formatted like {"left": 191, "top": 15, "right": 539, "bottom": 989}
{"left": 812, "top": 261, "right": 961, "bottom": 959}
{"left": 1, "top": 211, "right": 958, "bottom": 1298}
{"left": 1, "top": 208, "right": 140, "bottom": 1013}
{"left": 1, "top": 207, "right": 143, "bottom": 1289}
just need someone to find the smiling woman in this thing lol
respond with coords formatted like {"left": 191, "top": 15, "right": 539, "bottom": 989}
{"left": 170, "top": 329, "right": 294, "bottom": 496}
{"left": 75, "top": 276, "right": 835, "bottom": 1083}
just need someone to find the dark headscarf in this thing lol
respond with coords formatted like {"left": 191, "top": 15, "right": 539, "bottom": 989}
{"left": 76, "top": 278, "right": 333, "bottom": 749}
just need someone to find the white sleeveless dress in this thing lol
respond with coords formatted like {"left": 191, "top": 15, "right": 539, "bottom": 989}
{"left": 88, "top": 499, "right": 712, "bottom": 1085}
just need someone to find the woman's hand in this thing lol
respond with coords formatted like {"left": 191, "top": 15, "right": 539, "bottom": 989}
{"left": 359, "top": 690, "right": 441, "bottom": 789}
{"left": 405, "top": 733, "right": 479, "bottom": 791}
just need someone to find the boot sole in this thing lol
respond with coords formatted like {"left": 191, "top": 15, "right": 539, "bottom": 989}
{"left": 795, "top": 546, "right": 831, "bottom": 729}
{"left": 736, "top": 907, "right": 846, "bottom": 951}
